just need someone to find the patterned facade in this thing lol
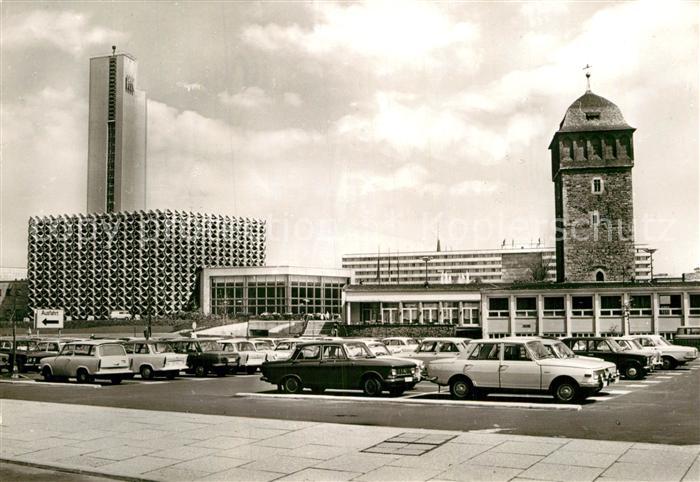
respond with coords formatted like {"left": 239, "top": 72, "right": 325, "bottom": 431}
{"left": 27, "top": 210, "right": 265, "bottom": 319}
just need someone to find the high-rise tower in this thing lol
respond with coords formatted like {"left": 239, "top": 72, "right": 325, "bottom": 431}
{"left": 549, "top": 84, "right": 636, "bottom": 282}
{"left": 87, "top": 47, "right": 147, "bottom": 213}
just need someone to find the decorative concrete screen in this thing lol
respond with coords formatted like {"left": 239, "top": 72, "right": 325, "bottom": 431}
{"left": 27, "top": 210, "right": 266, "bottom": 319}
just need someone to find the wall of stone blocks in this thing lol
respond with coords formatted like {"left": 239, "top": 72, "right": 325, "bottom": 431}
{"left": 27, "top": 210, "right": 266, "bottom": 319}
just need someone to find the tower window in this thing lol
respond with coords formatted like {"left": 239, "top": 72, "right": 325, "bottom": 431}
{"left": 585, "top": 112, "right": 600, "bottom": 120}
{"left": 592, "top": 178, "right": 603, "bottom": 194}
{"left": 596, "top": 271, "right": 605, "bottom": 282}
{"left": 591, "top": 211, "right": 600, "bottom": 226}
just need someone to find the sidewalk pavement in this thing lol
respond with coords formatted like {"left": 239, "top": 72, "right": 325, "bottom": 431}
{"left": 1, "top": 399, "right": 698, "bottom": 482}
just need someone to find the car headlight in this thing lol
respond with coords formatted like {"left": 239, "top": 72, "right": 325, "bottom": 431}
{"left": 390, "top": 368, "right": 397, "bottom": 377}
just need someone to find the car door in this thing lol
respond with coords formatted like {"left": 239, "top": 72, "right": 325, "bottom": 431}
{"left": 412, "top": 340, "right": 439, "bottom": 362}
{"left": 436, "top": 342, "right": 461, "bottom": 360}
{"left": 462, "top": 342, "right": 501, "bottom": 388}
{"left": 69, "top": 344, "right": 95, "bottom": 375}
{"left": 588, "top": 339, "right": 618, "bottom": 365}
{"left": 52, "top": 344, "right": 74, "bottom": 376}
{"left": 290, "top": 344, "right": 322, "bottom": 385}
{"left": 321, "top": 345, "right": 348, "bottom": 388}
{"left": 499, "top": 343, "right": 541, "bottom": 389}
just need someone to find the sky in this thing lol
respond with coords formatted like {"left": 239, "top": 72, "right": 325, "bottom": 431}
{"left": 1, "top": 1, "right": 699, "bottom": 276}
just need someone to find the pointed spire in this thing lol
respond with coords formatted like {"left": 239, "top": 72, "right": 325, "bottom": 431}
{"left": 583, "top": 64, "right": 592, "bottom": 92}
{"left": 436, "top": 224, "right": 441, "bottom": 252}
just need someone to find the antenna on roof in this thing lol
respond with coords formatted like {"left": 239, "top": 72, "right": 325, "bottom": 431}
{"left": 583, "top": 64, "right": 592, "bottom": 92}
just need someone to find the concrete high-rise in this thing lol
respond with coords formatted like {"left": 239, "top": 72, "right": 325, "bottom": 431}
{"left": 87, "top": 47, "right": 147, "bottom": 213}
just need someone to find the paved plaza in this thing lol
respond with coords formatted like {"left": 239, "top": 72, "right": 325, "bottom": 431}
{"left": 1, "top": 399, "right": 698, "bottom": 481}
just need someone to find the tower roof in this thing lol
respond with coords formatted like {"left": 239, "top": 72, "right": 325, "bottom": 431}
{"left": 556, "top": 91, "right": 632, "bottom": 133}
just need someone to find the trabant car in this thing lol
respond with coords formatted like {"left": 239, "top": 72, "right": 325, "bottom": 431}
{"left": 269, "top": 339, "right": 304, "bottom": 361}
{"left": 121, "top": 339, "right": 188, "bottom": 379}
{"left": 629, "top": 334, "right": 698, "bottom": 369}
{"left": 405, "top": 337, "right": 471, "bottom": 363}
{"left": 167, "top": 338, "right": 237, "bottom": 377}
{"left": 427, "top": 338, "right": 610, "bottom": 403}
{"left": 539, "top": 338, "right": 619, "bottom": 384}
{"left": 381, "top": 337, "right": 420, "bottom": 354}
{"left": 561, "top": 337, "right": 652, "bottom": 379}
{"left": 39, "top": 340, "right": 132, "bottom": 384}
{"left": 250, "top": 339, "right": 277, "bottom": 361}
{"left": 218, "top": 338, "right": 266, "bottom": 373}
{"left": 261, "top": 341, "right": 420, "bottom": 396}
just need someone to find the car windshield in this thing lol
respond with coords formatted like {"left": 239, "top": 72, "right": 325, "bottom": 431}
{"left": 526, "top": 341, "right": 553, "bottom": 360}
{"left": 255, "top": 342, "right": 273, "bottom": 350}
{"left": 656, "top": 337, "right": 671, "bottom": 346}
{"left": 609, "top": 340, "right": 627, "bottom": 351}
{"left": 368, "top": 344, "right": 391, "bottom": 356}
{"left": 199, "top": 341, "right": 221, "bottom": 351}
{"left": 344, "top": 343, "right": 374, "bottom": 359}
{"left": 547, "top": 341, "right": 576, "bottom": 358}
{"left": 99, "top": 344, "right": 125, "bottom": 356}
{"left": 614, "top": 340, "right": 631, "bottom": 351}
{"left": 236, "top": 342, "right": 255, "bottom": 351}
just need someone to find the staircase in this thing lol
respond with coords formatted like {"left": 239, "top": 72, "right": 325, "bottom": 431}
{"left": 302, "top": 320, "right": 336, "bottom": 336}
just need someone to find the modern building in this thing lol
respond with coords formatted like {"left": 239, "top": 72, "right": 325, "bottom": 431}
{"left": 343, "top": 246, "right": 653, "bottom": 285}
{"left": 0, "top": 280, "right": 29, "bottom": 321}
{"left": 200, "top": 266, "right": 353, "bottom": 317}
{"left": 550, "top": 86, "right": 636, "bottom": 282}
{"left": 87, "top": 47, "right": 147, "bottom": 213}
{"left": 27, "top": 210, "right": 266, "bottom": 319}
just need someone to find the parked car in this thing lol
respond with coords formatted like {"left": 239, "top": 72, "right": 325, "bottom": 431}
{"left": 561, "top": 337, "right": 652, "bottom": 380}
{"left": 269, "top": 339, "right": 304, "bottom": 361}
{"left": 250, "top": 339, "right": 277, "bottom": 361}
{"left": 381, "top": 337, "right": 420, "bottom": 354}
{"left": 167, "top": 338, "right": 237, "bottom": 377}
{"left": 218, "top": 338, "right": 266, "bottom": 373}
{"left": 673, "top": 327, "right": 700, "bottom": 350}
{"left": 39, "top": 340, "right": 132, "bottom": 384}
{"left": 405, "top": 337, "right": 471, "bottom": 364}
{"left": 612, "top": 336, "right": 663, "bottom": 370}
{"left": 0, "top": 336, "right": 68, "bottom": 372}
{"left": 364, "top": 341, "right": 424, "bottom": 380}
{"left": 261, "top": 340, "right": 421, "bottom": 396}
{"left": 121, "top": 339, "right": 188, "bottom": 379}
{"left": 539, "top": 338, "right": 619, "bottom": 383}
{"left": 629, "top": 334, "right": 699, "bottom": 369}
{"left": 428, "top": 337, "right": 611, "bottom": 403}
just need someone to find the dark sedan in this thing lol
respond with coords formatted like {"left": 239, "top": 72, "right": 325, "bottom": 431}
{"left": 167, "top": 338, "right": 238, "bottom": 377}
{"left": 261, "top": 341, "right": 420, "bottom": 396}
{"left": 561, "top": 337, "right": 652, "bottom": 380}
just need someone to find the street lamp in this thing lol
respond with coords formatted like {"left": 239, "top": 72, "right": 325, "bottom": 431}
{"left": 421, "top": 256, "right": 433, "bottom": 287}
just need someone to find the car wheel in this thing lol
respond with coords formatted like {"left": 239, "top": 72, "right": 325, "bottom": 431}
{"left": 282, "top": 376, "right": 302, "bottom": 394}
{"left": 624, "top": 363, "right": 643, "bottom": 380}
{"left": 362, "top": 375, "right": 383, "bottom": 397}
{"left": 111, "top": 376, "right": 122, "bottom": 385}
{"left": 553, "top": 379, "right": 579, "bottom": 403}
{"left": 449, "top": 376, "right": 473, "bottom": 400}
{"left": 140, "top": 365, "right": 154, "bottom": 380}
{"left": 661, "top": 356, "right": 677, "bottom": 370}
{"left": 76, "top": 369, "right": 92, "bottom": 384}
{"left": 194, "top": 365, "right": 207, "bottom": 377}
{"left": 246, "top": 367, "right": 257, "bottom": 375}
{"left": 41, "top": 366, "right": 53, "bottom": 382}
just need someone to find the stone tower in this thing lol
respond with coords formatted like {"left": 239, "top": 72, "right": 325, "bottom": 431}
{"left": 549, "top": 88, "right": 636, "bottom": 282}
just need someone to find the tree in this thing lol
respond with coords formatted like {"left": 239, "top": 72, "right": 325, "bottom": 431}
{"left": 529, "top": 255, "right": 550, "bottom": 282}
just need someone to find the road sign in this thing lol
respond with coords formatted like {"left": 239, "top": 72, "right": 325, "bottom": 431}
{"left": 35, "top": 309, "right": 65, "bottom": 329}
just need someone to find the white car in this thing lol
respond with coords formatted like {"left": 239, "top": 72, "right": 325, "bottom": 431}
{"left": 428, "top": 337, "right": 611, "bottom": 403}
{"left": 539, "top": 338, "right": 619, "bottom": 383}
{"left": 40, "top": 340, "right": 132, "bottom": 384}
{"left": 364, "top": 341, "right": 424, "bottom": 381}
{"left": 630, "top": 335, "right": 699, "bottom": 369}
{"left": 250, "top": 339, "right": 277, "bottom": 361}
{"left": 613, "top": 337, "right": 663, "bottom": 370}
{"left": 405, "top": 337, "right": 471, "bottom": 364}
{"left": 381, "top": 337, "right": 420, "bottom": 354}
{"left": 122, "top": 339, "right": 189, "bottom": 379}
{"left": 218, "top": 338, "right": 267, "bottom": 373}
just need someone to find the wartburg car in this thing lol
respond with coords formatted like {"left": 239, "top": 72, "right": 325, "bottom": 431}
{"left": 40, "top": 340, "right": 132, "bottom": 384}
{"left": 167, "top": 338, "right": 237, "bottom": 377}
{"left": 630, "top": 334, "right": 698, "bottom": 369}
{"left": 261, "top": 341, "right": 420, "bottom": 396}
{"left": 122, "top": 339, "right": 189, "bottom": 379}
{"left": 561, "top": 337, "right": 652, "bottom": 379}
{"left": 427, "top": 338, "right": 612, "bottom": 403}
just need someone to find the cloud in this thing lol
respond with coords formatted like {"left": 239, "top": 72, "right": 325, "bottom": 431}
{"left": 241, "top": 1, "right": 480, "bottom": 73}
{"left": 176, "top": 81, "right": 205, "bottom": 92}
{"left": 448, "top": 180, "right": 500, "bottom": 196}
{"left": 283, "top": 92, "right": 302, "bottom": 107}
{"left": 1, "top": 10, "right": 128, "bottom": 56}
{"left": 218, "top": 86, "right": 272, "bottom": 109}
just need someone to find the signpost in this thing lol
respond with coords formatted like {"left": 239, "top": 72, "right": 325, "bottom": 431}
{"left": 35, "top": 309, "right": 65, "bottom": 330}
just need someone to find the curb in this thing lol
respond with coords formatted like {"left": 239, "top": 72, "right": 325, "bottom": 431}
{"left": 0, "top": 379, "right": 102, "bottom": 388}
{"left": 234, "top": 392, "right": 582, "bottom": 411}
{"left": 0, "top": 457, "right": 151, "bottom": 481}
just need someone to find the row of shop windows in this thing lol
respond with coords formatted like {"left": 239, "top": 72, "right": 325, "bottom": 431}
{"left": 358, "top": 302, "right": 480, "bottom": 325}
{"left": 487, "top": 294, "right": 700, "bottom": 318}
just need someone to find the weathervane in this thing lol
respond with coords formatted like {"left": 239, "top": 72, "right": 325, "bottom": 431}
{"left": 583, "top": 64, "right": 592, "bottom": 91}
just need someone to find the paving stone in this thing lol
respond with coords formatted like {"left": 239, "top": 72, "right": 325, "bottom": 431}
{"left": 275, "top": 468, "right": 360, "bottom": 481}
{"left": 219, "top": 444, "right": 292, "bottom": 460}
{"left": 143, "top": 465, "right": 212, "bottom": 481}
{"left": 436, "top": 463, "right": 523, "bottom": 481}
{"left": 682, "top": 457, "right": 700, "bottom": 482}
{"left": 451, "top": 433, "right": 514, "bottom": 446}
{"left": 518, "top": 462, "right": 604, "bottom": 481}
{"left": 240, "top": 455, "right": 318, "bottom": 474}
{"left": 171, "top": 455, "right": 248, "bottom": 473}
{"left": 560, "top": 439, "right": 632, "bottom": 455}
{"left": 88, "top": 444, "right": 155, "bottom": 461}
{"left": 96, "top": 455, "right": 179, "bottom": 477}
{"left": 53, "top": 454, "right": 115, "bottom": 469}
{"left": 125, "top": 435, "right": 202, "bottom": 450}
{"left": 13, "top": 445, "right": 96, "bottom": 462}
{"left": 602, "top": 461, "right": 690, "bottom": 481}
{"left": 491, "top": 441, "right": 561, "bottom": 456}
{"left": 58, "top": 429, "right": 116, "bottom": 441}
{"left": 202, "top": 467, "right": 284, "bottom": 481}
{"left": 70, "top": 436, "right": 132, "bottom": 450}
{"left": 149, "top": 444, "right": 218, "bottom": 461}
{"left": 468, "top": 451, "right": 542, "bottom": 469}
{"left": 390, "top": 443, "right": 490, "bottom": 469}
{"left": 285, "top": 444, "right": 351, "bottom": 460}
{"left": 619, "top": 448, "right": 697, "bottom": 467}
{"left": 316, "top": 453, "right": 399, "bottom": 473}
{"left": 354, "top": 465, "right": 444, "bottom": 481}
{"left": 541, "top": 449, "right": 620, "bottom": 468}
{"left": 190, "top": 435, "right": 257, "bottom": 450}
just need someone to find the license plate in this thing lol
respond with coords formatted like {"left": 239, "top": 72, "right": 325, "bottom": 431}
{"left": 404, "top": 376, "right": 413, "bottom": 382}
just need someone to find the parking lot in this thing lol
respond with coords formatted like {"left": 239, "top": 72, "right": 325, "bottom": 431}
{"left": 3, "top": 359, "right": 699, "bottom": 445}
